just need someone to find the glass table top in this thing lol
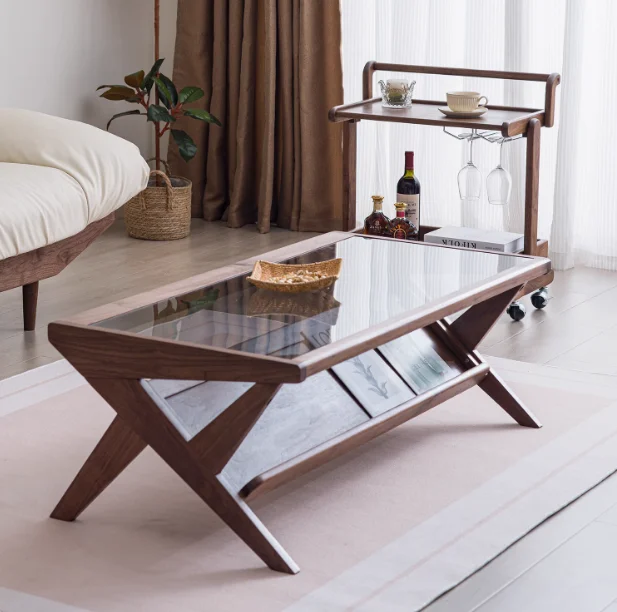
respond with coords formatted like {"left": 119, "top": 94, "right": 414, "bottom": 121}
{"left": 95, "top": 236, "right": 536, "bottom": 359}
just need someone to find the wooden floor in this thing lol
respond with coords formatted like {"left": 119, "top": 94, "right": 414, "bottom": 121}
{"left": 3, "top": 219, "right": 617, "bottom": 611}
{"left": 426, "top": 471, "right": 617, "bottom": 612}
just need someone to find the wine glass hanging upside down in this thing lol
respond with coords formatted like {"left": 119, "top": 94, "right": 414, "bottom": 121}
{"left": 457, "top": 136, "right": 482, "bottom": 203}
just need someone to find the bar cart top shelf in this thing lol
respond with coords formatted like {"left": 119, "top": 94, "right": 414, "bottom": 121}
{"left": 329, "top": 62, "right": 561, "bottom": 137}
{"left": 329, "top": 98, "right": 546, "bottom": 138}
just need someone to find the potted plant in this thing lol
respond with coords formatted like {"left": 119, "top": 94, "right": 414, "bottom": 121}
{"left": 97, "top": 1, "right": 220, "bottom": 240}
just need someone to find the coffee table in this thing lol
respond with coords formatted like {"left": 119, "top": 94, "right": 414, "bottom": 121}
{"left": 48, "top": 232, "right": 551, "bottom": 574}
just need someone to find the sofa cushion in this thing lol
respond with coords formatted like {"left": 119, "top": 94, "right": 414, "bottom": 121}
{"left": 0, "top": 163, "right": 90, "bottom": 259}
{"left": 0, "top": 109, "right": 149, "bottom": 258}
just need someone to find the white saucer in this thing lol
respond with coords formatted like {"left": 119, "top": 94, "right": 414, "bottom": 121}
{"left": 438, "top": 107, "right": 487, "bottom": 118}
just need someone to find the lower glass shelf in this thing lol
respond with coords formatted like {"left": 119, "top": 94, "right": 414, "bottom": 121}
{"left": 143, "top": 327, "right": 465, "bottom": 494}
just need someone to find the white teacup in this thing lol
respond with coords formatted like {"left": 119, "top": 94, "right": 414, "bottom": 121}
{"left": 446, "top": 91, "right": 488, "bottom": 113}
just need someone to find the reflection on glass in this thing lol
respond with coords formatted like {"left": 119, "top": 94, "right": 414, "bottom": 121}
{"left": 95, "top": 237, "right": 531, "bottom": 359}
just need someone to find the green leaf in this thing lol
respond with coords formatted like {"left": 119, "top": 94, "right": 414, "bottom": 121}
{"left": 147, "top": 104, "right": 174, "bottom": 123}
{"left": 143, "top": 58, "right": 165, "bottom": 93}
{"left": 153, "top": 76, "right": 174, "bottom": 108}
{"left": 183, "top": 108, "right": 222, "bottom": 127}
{"left": 96, "top": 84, "right": 126, "bottom": 91}
{"left": 106, "top": 109, "right": 145, "bottom": 131}
{"left": 154, "top": 74, "right": 178, "bottom": 108}
{"left": 179, "top": 86, "right": 204, "bottom": 104}
{"left": 171, "top": 129, "right": 198, "bottom": 162}
{"left": 99, "top": 85, "right": 138, "bottom": 101}
{"left": 124, "top": 70, "right": 145, "bottom": 89}
{"left": 158, "top": 73, "right": 178, "bottom": 106}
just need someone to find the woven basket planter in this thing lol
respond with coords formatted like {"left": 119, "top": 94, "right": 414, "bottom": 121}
{"left": 125, "top": 169, "right": 192, "bottom": 241}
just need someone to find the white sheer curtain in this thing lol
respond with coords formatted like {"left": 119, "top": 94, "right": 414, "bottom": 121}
{"left": 341, "top": 0, "right": 617, "bottom": 270}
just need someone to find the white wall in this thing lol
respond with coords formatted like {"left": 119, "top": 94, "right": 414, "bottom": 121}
{"left": 0, "top": 0, "right": 178, "bottom": 159}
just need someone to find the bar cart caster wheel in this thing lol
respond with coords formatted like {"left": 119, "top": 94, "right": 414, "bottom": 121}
{"left": 531, "top": 287, "right": 549, "bottom": 309}
{"left": 507, "top": 301, "right": 526, "bottom": 321}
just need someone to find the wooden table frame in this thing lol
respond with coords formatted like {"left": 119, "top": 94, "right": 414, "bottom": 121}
{"left": 48, "top": 233, "right": 550, "bottom": 574}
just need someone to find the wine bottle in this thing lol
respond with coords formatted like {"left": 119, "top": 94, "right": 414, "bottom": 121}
{"left": 363, "top": 195, "right": 391, "bottom": 236}
{"left": 396, "top": 151, "right": 421, "bottom": 239}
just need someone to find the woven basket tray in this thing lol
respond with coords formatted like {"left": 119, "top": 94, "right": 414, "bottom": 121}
{"left": 125, "top": 169, "right": 192, "bottom": 241}
{"left": 247, "top": 259, "right": 342, "bottom": 293}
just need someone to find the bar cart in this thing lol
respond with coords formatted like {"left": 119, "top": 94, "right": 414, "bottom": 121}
{"left": 329, "top": 62, "right": 560, "bottom": 320}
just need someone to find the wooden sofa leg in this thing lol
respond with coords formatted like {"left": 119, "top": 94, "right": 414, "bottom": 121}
{"left": 23, "top": 282, "right": 39, "bottom": 331}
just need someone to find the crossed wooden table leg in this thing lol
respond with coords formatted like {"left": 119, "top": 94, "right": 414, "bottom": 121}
{"left": 51, "top": 378, "right": 300, "bottom": 574}
{"left": 431, "top": 284, "right": 541, "bottom": 429}
{"left": 50, "top": 283, "right": 539, "bottom": 575}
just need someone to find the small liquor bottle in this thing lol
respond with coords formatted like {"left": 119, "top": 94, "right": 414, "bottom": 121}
{"left": 390, "top": 202, "right": 418, "bottom": 240}
{"left": 363, "top": 195, "right": 391, "bottom": 236}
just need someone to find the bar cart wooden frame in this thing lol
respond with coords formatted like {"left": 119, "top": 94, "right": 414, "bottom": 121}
{"left": 48, "top": 232, "right": 550, "bottom": 574}
{"left": 329, "top": 62, "right": 561, "bottom": 312}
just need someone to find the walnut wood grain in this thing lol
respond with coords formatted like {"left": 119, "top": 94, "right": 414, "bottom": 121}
{"left": 48, "top": 323, "right": 304, "bottom": 383}
{"left": 220, "top": 372, "right": 370, "bottom": 491}
{"left": 51, "top": 233, "right": 551, "bottom": 385}
{"left": 450, "top": 286, "right": 523, "bottom": 350}
{"left": 296, "top": 257, "right": 550, "bottom": 377}
{"left": 331, "top": 97, "right": 545, "bottom": 121}
{"left": 524, "top": 118, "right": 541, "bottom": 255}
{"left": 343, "top": 120, "right": 358, "bottom": 231}
{"left": 429, "top": 320, "right": 481, "bottom": 369}
{"left": 240, "top": 363, "right": 489, "bottom": 501}
{"left": 0, "top": 213, "right": 114, "bottom": 330}
{"left": 362, "top": 62, "right": 554, "bottom": 91}
{"left": 191, "top": 383, "right": 282, "bottom": 472}
{"left": 22, "top": 282, "right": 39, "bottom": 331}
{"left": 82, "top": 376, "right": 299, "bottom": 574}
{"left": 479, "top": 369, "right": 542, "bottom": 428}
{"left": 429, "top": 320, "right": 541, "bottom": 428}
{"left": 544, "top": 73, "right": 561, "bottom": 128}
{"left": 354, "top": 61, "right": 560, "bottom": 136}
{"left": 49, "top": 231, "right": 552, "bottom": 573}
{"left": 330, "top": 98, "right": 544, "bottom": 137}
{"left": 0, "top": 213, "right": 114, "bottom": 293}
{"left": 363, "top": 60, "right": 378, "bottom": 98}
{"left": 51, "top": 415, "right": 146, "bottom": 521}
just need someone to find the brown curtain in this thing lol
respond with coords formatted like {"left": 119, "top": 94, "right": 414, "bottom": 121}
{"left": 169, "top": 0, "right": 344, "bottom": 233}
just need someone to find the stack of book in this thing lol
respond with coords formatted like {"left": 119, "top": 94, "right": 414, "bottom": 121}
{"left": 424, "top": 226, "right": 524, "bottom": 254}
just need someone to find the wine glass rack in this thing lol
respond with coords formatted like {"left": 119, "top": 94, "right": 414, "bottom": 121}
{"left": 442, "top": 126, "right": 523, "bottom": 146}
{"left": 328, "top": 62, "right": 561, "bottom": 318}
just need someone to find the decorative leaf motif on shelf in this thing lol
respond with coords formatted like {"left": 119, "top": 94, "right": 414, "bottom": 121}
{"left": 350, "top": 356, "right": 389, "bottom": 399}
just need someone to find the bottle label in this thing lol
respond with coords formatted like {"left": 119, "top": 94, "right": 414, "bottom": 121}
{"left": 392, "top": 228, "right": 407, "bottom": 240}
{"left": 397, "top": 193, "right": 420, "bottom": 227}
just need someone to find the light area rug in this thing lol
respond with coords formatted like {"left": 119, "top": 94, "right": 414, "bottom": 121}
{"left": 1, "top": 358, "right": 617, "bottom": 612}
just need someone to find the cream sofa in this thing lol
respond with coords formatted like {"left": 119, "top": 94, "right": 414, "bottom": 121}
{"left": 0, "top": 109, "right": 149, "bottom": 330}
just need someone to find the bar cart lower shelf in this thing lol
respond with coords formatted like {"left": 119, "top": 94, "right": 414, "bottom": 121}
{"left": 329, "top": 61, "right": 560, "bottom": 320}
